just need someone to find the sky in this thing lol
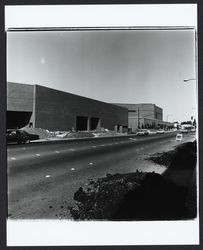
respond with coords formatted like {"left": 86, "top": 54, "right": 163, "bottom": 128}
{"left": 7, "top": 29, "right": 197, "bottom": 123}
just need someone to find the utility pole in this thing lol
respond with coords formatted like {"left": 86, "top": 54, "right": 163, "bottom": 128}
{"left": 138, "top": 107, "right": 140, "bottom": 129}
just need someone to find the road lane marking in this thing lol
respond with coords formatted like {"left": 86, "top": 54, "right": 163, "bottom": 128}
{"left": 70, "top": 168, "right": 75, "bottom": 171}
{"left": 92, "top": 146, "right": 97, "bottom": 148}
{"left": 69, "top": 149, "right": 75, "bottom": 151}
{"left": 55, "top": 151, "right": 60, "bottom": 154}
{"left": 10, "top": 157, "right": 16, "bottom": 160}
{"left": 45, "top": 175, "right": 51, "bottom": 178}
{"left": 35, "top": 154, "right": 41, "bottom": 157}
{"left": 89, "top": 162, "right": 93, "bottom": 165}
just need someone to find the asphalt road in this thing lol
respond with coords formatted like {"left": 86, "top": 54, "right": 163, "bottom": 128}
{"left": 7, "top": 132, "right": 196, "bottom": 219}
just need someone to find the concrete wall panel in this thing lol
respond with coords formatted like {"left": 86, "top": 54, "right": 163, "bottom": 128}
{"left": 35, "top": 85, "right": 128, "bottom": 131}
{"left": 7, "top": 82, "right": 34, "bottom": 112}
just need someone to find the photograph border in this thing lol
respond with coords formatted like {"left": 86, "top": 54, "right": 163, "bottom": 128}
{"left": 1, "top": 1, "right": 202, "bottom": 248}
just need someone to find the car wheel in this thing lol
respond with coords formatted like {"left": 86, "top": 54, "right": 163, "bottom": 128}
{"left": 24, "top": 139, "right": 30, "bottom": 144}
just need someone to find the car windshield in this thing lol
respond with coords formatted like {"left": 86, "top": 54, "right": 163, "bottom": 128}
{"left": 18, "top": 130, "right": 28, "bottom": 135}
{"left": 6, "top": 130, "right": 13, "bottom": 135}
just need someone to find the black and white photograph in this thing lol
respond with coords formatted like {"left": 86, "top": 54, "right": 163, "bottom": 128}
{"left": 4, "top": 4, "right": 199, "bottom": 246}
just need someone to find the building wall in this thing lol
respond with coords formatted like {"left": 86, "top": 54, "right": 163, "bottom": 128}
{"left": 7, "top": 82, "right": 34, "bottom": 112}
{"left": 154, "top": 105, "right": 163, "bottom": 120}
{"left": 7, "top": 82, "right": 34, "bottom": 128}
{"left": 34, "top": 85, "right": 128, "bottom": 131}
{"left": 115, "top": 103, "right": 166, "bottom": 132}
{"left": 114, "top": 103, "right": 163, "bottom": 121}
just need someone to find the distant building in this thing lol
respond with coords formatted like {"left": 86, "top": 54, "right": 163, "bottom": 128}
{"left": 7, "top": 82, "right": 128, "bottom": 132}
{"left": 114, "top": 103, "right": 173, "bottom": 132}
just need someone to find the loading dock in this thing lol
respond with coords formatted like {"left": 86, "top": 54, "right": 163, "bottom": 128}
{"left": 90, "top": 117, "right": 100, "bottom": 130}
{"left": 76, "top": 116, "right": 88, "bottom": 131}
{"left": 7, "top": 111, "right": 32, "bottom": 129}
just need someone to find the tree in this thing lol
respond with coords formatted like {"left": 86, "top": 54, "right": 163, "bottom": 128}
{"left": 193, "top": 119, "right": 197, "bottom": 128}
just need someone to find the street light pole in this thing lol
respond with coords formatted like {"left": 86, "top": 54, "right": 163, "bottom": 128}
{"left": 138, "top": 107, "right": 140, "bottom": 129}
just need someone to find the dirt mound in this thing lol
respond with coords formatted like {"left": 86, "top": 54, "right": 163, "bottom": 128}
{"left": 69, "top": 171, "right": 146, "bottom": 220}
{"left": 147, "top": 150, "right": 176, "bottom": 166}
{"left": 148, "top": 141, "right": 197, "bottom": 169}
{"left": 169, "top": 141, "right": 197, "bottom": 170}
{"left": 65, "top": 131, "right": 95, "bottom": 138}
{"left": 22, "top": 127, "right": 54, "bottom": 139}
{"left": 112, "top": 173, "right": 191, "bottom": 220}
{"left": 69, "top": 141, "right": 197, "bottom": 220}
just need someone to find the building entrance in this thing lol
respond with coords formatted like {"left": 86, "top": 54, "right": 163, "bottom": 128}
{"left": 7, "top": 111, "right": 32, "bottom": 129}
{"left": 90, "top": 117, "right": 100, "bottom": 130}
{"left": 76, "top": 116, "right": 88, "bottom": 131}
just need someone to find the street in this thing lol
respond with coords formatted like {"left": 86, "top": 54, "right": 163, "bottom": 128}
{"left": 7, "top": 132, "right": 196, "bottom": 219}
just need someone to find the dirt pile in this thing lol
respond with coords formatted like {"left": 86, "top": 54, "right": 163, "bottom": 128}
{"left": 69, "top": 171, "right": 146, "bottom": 220}
{"left": 69, "top": 140, "right": 197, "bottom": 220}
{"left": 147, "top": 150, "right": 176, "bottom": 166}
{"left": 65, "top": 131, "right": 95, "bottom": 139}
{"left": 111, "top": 173, "right": 190, "bottom": 220}
{"left": 148, "top": 141, "right": 197, "bottom": 169}
{"left": 22, "top": 127, "right": 54, "bottom": 139}
{"left": 167, "top": 141, "right": 197, "bottom": 170}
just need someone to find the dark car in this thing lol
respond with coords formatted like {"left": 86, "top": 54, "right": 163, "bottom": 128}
{"left": 136, "top": 129, "right": 150, "bottom": 136}
{"left": 6, "top": 129, "right": 39, "bottom": 144}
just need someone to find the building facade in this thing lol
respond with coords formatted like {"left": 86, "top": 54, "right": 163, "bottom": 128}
{"left": 114, "top": 103, "right": 173, "bottom": 132}
{"left": 7, "top": 82, "right": 128, "bottom": 132}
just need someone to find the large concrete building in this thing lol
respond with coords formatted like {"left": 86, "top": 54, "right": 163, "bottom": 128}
{"left": 114, "top": 103, "right": 173, "bottom": 132}
{"left": 7, "top": 82, "right": 128, "bottom": 132}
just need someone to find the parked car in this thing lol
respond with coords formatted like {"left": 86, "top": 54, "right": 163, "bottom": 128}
{"left": 179, "top": 129, "right": 189, "bottom": 133}
{"left": 176, "top": 133, "right": 183, "bottom": 141}
{"left": 6, "top": 129, "right": 39, "bottom": 144}
{"left": 156, "top": 129, "right": 165, "bottom": 134}
{"left": 136, "top": 129, "right": 150, "bottom": 136}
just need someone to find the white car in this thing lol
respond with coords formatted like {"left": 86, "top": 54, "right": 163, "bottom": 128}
{"left": 156, "top": 129, "right": 165, "bottom": 134}
{"left": 176, "top": 133, "right": 183, "bottom": 141}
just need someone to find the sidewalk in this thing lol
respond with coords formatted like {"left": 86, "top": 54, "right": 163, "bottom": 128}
{"left": 30, "top": 133, "right": 138, "bottom": 144}
{"left": 31, "top": 130, "right": 177, "bottom": 144}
